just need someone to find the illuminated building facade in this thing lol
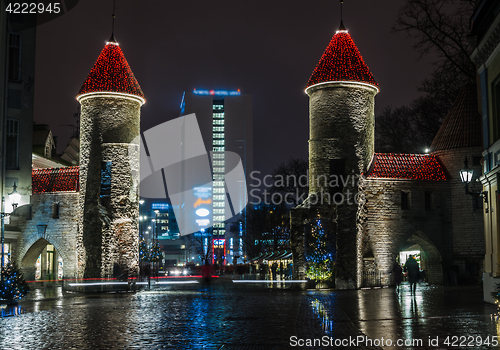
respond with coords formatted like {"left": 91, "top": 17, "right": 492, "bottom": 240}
{"left": 180, "top": 89, "right": 253, "bottom": 264}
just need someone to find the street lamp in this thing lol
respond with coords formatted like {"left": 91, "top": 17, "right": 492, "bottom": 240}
{"left": 8, "top": 183, "right": 21, "bottom": 210}
{"left": 459, "top": 157, "right": 487, "bottom": 202}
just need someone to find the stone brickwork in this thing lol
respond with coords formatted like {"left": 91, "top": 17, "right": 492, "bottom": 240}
{"left": 434, "top": 147, "right": 485, "bottom": 280}
{"left": 291, "top": 82, "right": 377, "bottom": 289}
{"left": 78, "top": 94, "right": 141, "bottom": 278}
{"left": 363, "top": 178, "right": 450, "bottom": 284}
{"left": 14, "top": 193, "right": 79, "bottom": 281}
{"left": 362, "top": 146, "right": 485, "bottom": 285}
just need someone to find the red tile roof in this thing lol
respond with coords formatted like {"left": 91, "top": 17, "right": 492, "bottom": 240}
{"left": 77, "top": 43, "right": 145, "bottom": 101}
{"left": 366, "top": 153, "right": 447, "bottom": 181}
{"left": 306, "top": 30, "right": 378, "bottom": 91}
{"left": 32, "top": 167, "right": 80, "bottom": 193}
{"left": 430, "top": 82, "right": 481, "bottom": 152}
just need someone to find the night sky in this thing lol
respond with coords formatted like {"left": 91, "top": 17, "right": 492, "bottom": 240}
{"left": 33, "top": 0, "right": 436, "bottom": 176}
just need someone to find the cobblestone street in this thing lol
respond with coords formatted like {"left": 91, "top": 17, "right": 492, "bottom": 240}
{"left": 0, "top": 281, "right": 498, "bottom": 349}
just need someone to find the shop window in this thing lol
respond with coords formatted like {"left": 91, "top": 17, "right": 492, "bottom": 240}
{"left": 2, "top": 243, "right": 11, "bottom": 265}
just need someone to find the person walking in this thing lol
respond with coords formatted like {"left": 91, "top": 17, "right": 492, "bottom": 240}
{"left": 392, "top": 261, "right": 403, "bottom": 292}
{"left": 404, "top": 255, "right": 420, "bottom": 295}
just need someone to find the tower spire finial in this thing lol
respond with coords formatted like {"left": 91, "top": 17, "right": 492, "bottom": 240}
{"left": 339, "top": 0, "right": 346, "bottom": 31}
{"left": 109, "top": 0, "right": 117, "bottom": 43}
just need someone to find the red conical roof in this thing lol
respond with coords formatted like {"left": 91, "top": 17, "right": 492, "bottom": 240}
{"left": 306, "top": 30, "right": 378, "bottom": 91}
{"left": 77, "top": 42, "right": 145, "bottom": 102}
{"left": 430, "top": 82, "right": 482, "bottom": 152}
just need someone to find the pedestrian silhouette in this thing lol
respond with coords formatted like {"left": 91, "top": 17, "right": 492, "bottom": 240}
{"left": 404, "top": 255, "right": 420, "bottom": 295}
{"left": 392, "top": 261, "right": 403, "bottom": 292}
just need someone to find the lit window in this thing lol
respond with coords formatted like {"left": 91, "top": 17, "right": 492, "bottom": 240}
{"left": 214, "top": 208, "right": 224, "bottom": 214}
{"left": 213, "top": 167, "right": 225, "bottom": 173}
{"left": 213, "top": 160, "right": 224, "bottom": 166}
{"left": 213, "top": 120, "right": 224, "bottom": 125}
{"left": 213, "top": 133, "right": 224, "bottom": 139}
{"left": 213, "top": 126, "right": 224, "bottom": 132}
{"left": 214, "top": 195, "right": 225, "bottom": 200}
{"left": 213, "top": 201, "right": 224, "bottom": 207}
{"left": 213, "top": 174, "right": 224, "bottom": 180}
{"left": 213, "top": 140, "right": 225, "bottom": 145}
{"left": 213, "top": 181, "right": 224, "bottom": 187}
{"left": 214, "top": 215, "right": 225, "bottom": 221}
{"left": 213, "top": 112, "right": 225, "bottom": 118}
{"left": 213, "top": 188, "right": 225, "bottom": 194}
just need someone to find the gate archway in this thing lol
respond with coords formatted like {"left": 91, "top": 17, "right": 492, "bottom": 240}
{"left": 399, "top": 231, "right": 442, "bottom": 284}
{"left": 20, "top": 238, "right": 65, "bottom": 281}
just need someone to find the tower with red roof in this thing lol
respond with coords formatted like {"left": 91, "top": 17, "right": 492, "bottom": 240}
{"left": 76, "top": 36, "right": 145, "bottom": 278}
{"left": 292, "top": 22, "right": 379, "bottom": 289}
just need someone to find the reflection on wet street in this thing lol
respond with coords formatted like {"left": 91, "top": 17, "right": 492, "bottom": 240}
{"left": 0, "top": 282, "right": 498, "bottom": 349}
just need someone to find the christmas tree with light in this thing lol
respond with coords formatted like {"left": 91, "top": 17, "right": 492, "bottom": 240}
{"left": 305, "top": 218, "right": 335, "bottom": 282}
{"left": 139, "top": 238, "right": 150, "bottom": 262}
{"left": 1, "top": 262, "right": 29, "bottom": 304}
{"left": 150, "top": 241, "right": 162, "bottom": 262}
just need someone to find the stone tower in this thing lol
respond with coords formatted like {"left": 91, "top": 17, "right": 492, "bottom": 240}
{"left": 291, "top": 25, "right": 379, "bottom": 289}
{"left": 76, "top": 37, "right": 145, "bottom": 278}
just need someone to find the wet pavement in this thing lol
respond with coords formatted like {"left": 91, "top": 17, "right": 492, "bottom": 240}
{"left": 0, "top": 280, "right": 498, "bottom": 349}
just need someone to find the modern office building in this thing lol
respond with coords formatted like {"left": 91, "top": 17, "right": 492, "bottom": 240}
{"left": 180, "top": 89, "right": 253, "bottom": 264}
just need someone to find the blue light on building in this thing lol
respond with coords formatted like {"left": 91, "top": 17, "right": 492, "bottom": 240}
{"left": 192, "top": 89, "right": 241, "bottom": 96}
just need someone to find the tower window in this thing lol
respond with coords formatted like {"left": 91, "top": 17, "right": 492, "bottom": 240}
{"left": 424, "top": 191, "right": 431, "bottom": 210}
{"left": 401, "top": 191, "right": 410, "bottom": 210}
{"left": 329, "top": 159, "right": 345, "bottom": 196}
{"left": 100, "top": 161, "right": 112, "bottom": 197}
{"left": 52, "top": 202, "right": 60, "bottom": 219}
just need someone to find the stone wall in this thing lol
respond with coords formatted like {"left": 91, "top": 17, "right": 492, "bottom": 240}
{"left": 434, "top": 147, "right": 485, "bottom": 281}
{"left": 78, "top": 94, "right": 141, "bottom": 278}
{"left": 363, "top": 178, "right": 450, "bottom": 284}
{"left": 290, "top": 82, "right": 377, "bottom": 289}
{"left": 14, "top": 192, "right": 79, "bottom": 281}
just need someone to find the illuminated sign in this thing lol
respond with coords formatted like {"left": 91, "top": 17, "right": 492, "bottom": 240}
{"left": 152, "top": 203, "right": 169, "bottom": 210}
{"left": 196, "top": 219, "right": 210, "bottom": 226}
{"left": 196, "top": 208, "right": 210, "bottom": 217}
{"left": 194, "top": 198, "right": 211, "bottom": 208}
{"left": 194, "top": 186, "right": 212, "bottom": 227}
{"left": 193, "top": 89, "right": 241, "bottom": 96}
{"left": 213, "top": 239, "right": 225, "bottom": 249}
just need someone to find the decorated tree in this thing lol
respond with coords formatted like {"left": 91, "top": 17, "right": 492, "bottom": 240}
{"left": 305, "top": 217, "right": 335, "bottom": 282}
{"left": 1, "top": 262, "right": 29, "bottom": 304}
{"left": 139, "top": 238, "right": 150, "bottom": 262}
{"left": 150, "top": 241, "right": 162, "bottom": 262}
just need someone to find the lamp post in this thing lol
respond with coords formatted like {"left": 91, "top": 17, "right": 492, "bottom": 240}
{"left": 459, "top": 157, "right": 487, "bottom": 203}
{"left": 154, "top": 210, "right": 160, "bottom": 277}
{"left": 139, "top": 199, "right": 145, "bottom": 279}
{"left": 1, "top": 183, "right": 20, "bottom": 283}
